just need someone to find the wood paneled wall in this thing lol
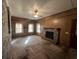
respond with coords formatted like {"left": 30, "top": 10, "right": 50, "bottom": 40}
{"left": 11, "top": 16, "right": 38, "bottom": 38}
{"left": 11, "top": 16, "right": 28, "bottom": 38}
{"left": 39, "top": 8, "right": 77, "bottom": 46}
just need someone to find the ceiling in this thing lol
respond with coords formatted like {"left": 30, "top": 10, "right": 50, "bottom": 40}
{"left": 7, "top": 0, "right": 77, "bottom": 20}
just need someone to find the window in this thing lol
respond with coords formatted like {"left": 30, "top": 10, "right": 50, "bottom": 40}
{"left": 36, "top": 23, "right": 41, "bottom": 33}
{"left": 15, "top": 23, "right": 23, "bottom": 33}
{"left": 28, "top": 24, "right": 34, "bottom": 32}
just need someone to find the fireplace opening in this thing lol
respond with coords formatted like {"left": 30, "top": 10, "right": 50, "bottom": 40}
{"left": 44, "top": 28, "right": 61, "bottom": 44}
{"left": 45, "top": 31, "right": 54, "bottom": 39}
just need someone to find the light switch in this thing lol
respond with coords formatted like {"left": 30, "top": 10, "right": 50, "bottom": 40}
{"left": 65, "top": 32, "right": 69, "bottom": 34}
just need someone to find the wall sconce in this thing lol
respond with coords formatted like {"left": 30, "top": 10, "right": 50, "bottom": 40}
{"left": 53, "top": 20, "right": 59, "bottom": 23}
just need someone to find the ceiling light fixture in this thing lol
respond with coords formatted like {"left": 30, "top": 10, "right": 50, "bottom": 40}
{"left": 34, "top": 9, "right": 39, "bottom": 18}
{"left": 34, "top": 14, "right": 38, "bottom": 17}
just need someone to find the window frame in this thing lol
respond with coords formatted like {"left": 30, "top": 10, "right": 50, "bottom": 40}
{"left": 36, "top": 23, "right": 41, "bottom": 33}
{"left": 15, "top": 23, "right": 23, "bottom": 34}
{"left": 28, "top": 23, "right": 34, "bottom": 33}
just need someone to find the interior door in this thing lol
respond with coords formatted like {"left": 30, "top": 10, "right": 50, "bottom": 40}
{"left": 70, "top": 19, "right": 77, "bottom": 49}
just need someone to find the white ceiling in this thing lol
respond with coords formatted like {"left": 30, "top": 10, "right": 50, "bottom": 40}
{"left": 7, "top": 0, "right": 77, "bottom": 20}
